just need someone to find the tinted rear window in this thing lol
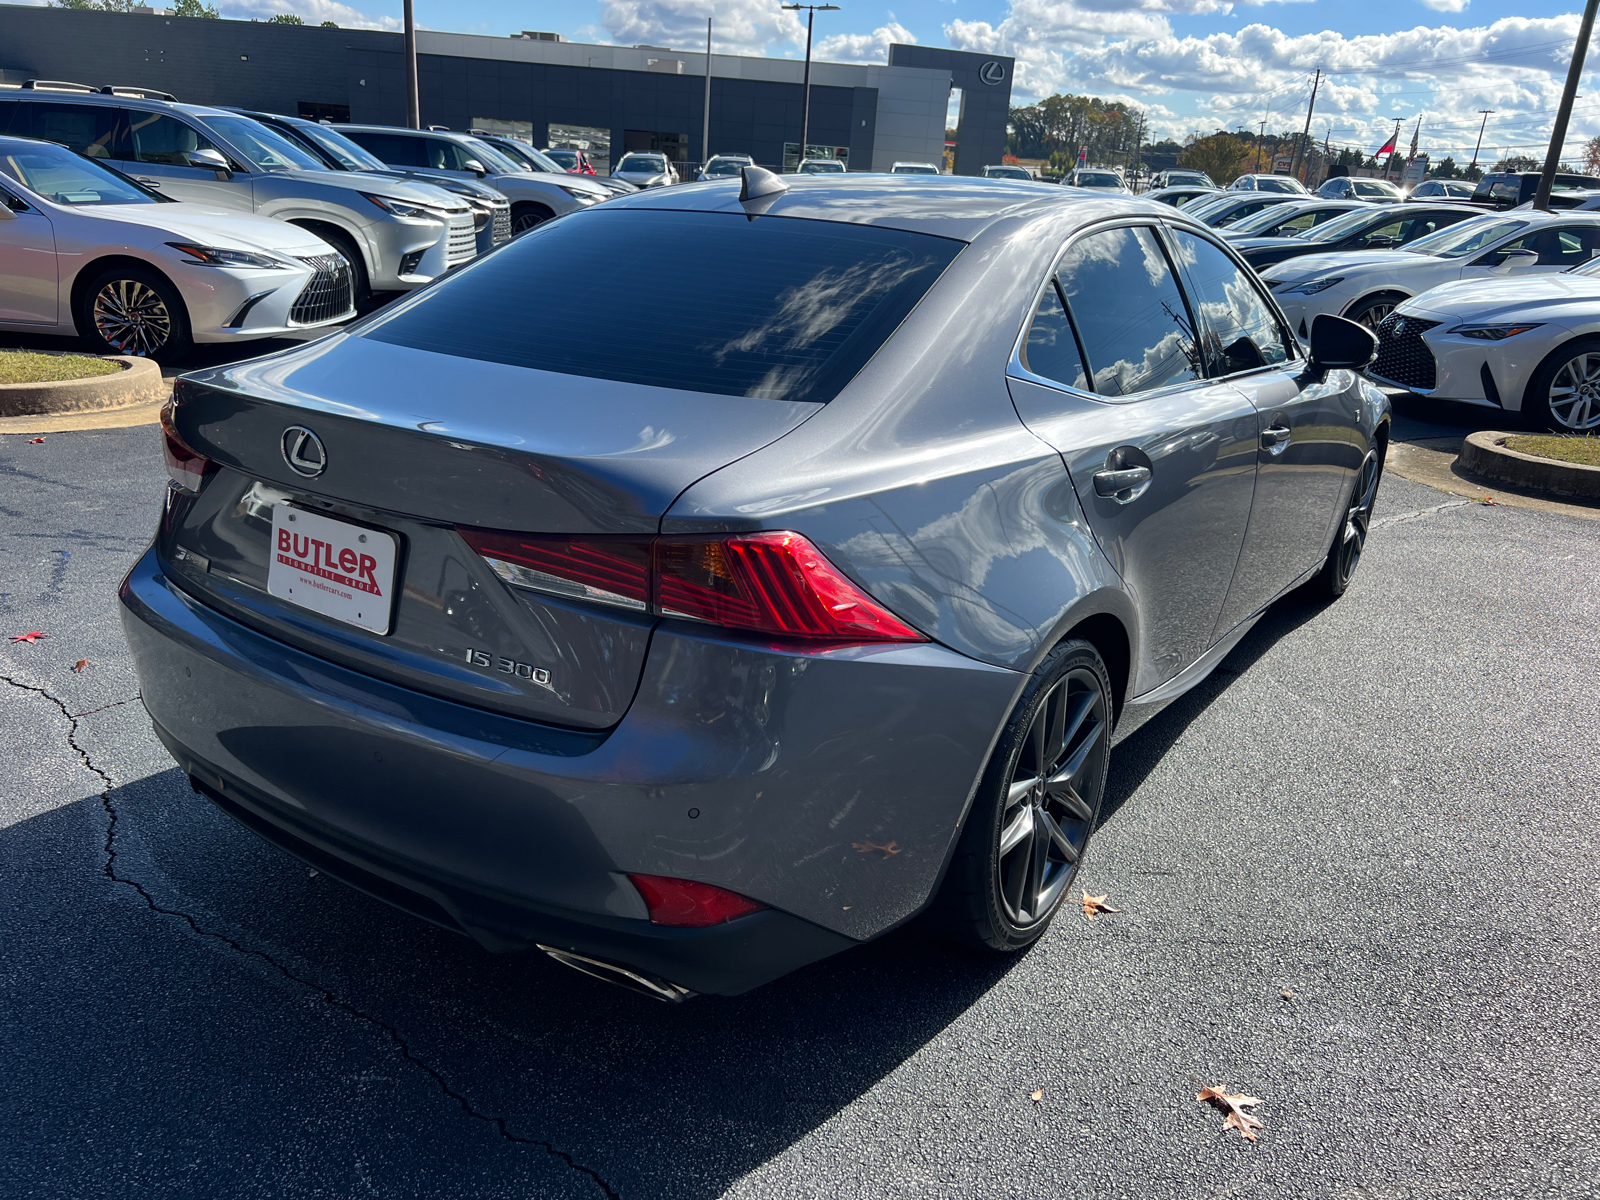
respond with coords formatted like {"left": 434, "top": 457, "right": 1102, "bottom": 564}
{"left": 361, "top": 209, "right": 963, "bottom": 404}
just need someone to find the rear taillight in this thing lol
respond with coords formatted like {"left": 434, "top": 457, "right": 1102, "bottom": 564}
{"left": 627, "top": 873, "right": 765, "bottom": 927}
{"left": 160, "top": 403, "right": 215, "bottom": 493}
{"left": 456, "top": 527, "right": 925, "bottom": 646}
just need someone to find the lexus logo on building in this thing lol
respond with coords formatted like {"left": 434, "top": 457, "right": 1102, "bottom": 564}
{"left": 281, "top": 426, "right": 327, "bottom": 478}
{"left": 979, "top": 60, "right": 1006, "bottom": 86}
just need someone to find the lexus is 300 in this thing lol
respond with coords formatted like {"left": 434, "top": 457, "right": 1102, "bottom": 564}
{"left": 123, "top": 173, "right": 1389, "bottom": 999}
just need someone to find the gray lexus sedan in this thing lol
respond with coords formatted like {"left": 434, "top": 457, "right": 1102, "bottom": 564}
{"left": 123, "top": 173, "right": 1389, "bottom": 1000}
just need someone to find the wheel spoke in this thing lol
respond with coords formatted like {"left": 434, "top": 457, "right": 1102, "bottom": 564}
{"left": 1046, "top": 776, "right": 1095, "bottom": 821}
{"left": 1038, "top": 809, "right": 1079, "bottom": 864}
{"left": 999, "top": 803, "right": 1034, "bottom": 856}
{"left": 1007, "top": 775, "right": 1040, "bottom": 806}
{"left": 1054, "top": 716, "right": 1105, "bottom": 783}
{"left": 1024, "top": 820, "right": 1049, "bottom": 919}
{"left": 1056, "top": 690, "right": 1097, "bottom": 764}
{"left": 1002, "top": 828, "right": 1032, "bottom": 915}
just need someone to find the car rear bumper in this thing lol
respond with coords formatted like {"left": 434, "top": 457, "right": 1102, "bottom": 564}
{"left": 119, "top": 547, "right": 1021, "bottom": 994}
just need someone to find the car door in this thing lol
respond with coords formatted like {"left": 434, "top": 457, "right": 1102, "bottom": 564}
{"left": 1166, "top": 227, "right": 1358, "bottom": 635}
{"left": 117, "top": 110, "right": 252, "bottom": 210}
{"left": 1005, "top": 222, "right": 1260, "bottom": 690}
{"left": 0, "top": 184, "right": 58, "bottom": 325}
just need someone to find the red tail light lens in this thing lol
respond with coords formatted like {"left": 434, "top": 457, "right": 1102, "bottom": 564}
{"left": 456, "top": 527, "right": 925, "bottom": 646}
{"left": 627, "top": 873, "right": 765, "bottom": 927}
{"left": 656, "top": 532, "right": 925, "bottom": 642}
{"left": 160, "top": 403, "right": 215, "bottom": 493}
{"left": 456, "top": 528, "right": 651, "bottom": 611}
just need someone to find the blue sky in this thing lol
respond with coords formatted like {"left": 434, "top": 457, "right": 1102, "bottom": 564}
{"left": 184, "top": 0, "right": 1600, "bottom": 165}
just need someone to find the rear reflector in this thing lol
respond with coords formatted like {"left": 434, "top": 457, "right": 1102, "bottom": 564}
{"left": 456, "top": 527, "right": 925, "bottom": 646}
{"left": 627, "top": 873, "right": 765, "bottom": 927}
{"left": 160, "top": 402, "right": 215, "bottom": 493}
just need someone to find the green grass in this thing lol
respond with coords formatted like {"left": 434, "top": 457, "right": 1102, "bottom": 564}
{"left": 1505, "top": 435, "right": 1600, "bottom": 468}
{"left": 0, "top": 350, "right": 122, "bottom": 385}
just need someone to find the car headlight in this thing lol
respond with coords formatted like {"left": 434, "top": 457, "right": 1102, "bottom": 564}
{"left": 557, "top": 185, "right": 601, "bottom": 205}
{"left": 1453, "top": 323, "right": 1544, "bottom": 341}
{"left": 360, "top": 192, "right": 450, "bottom": 220}
{"left": 1279, "top": 276, "right": 1344, "bottom": 296}
{"left": 166, "top": 243, "right": 290, "bottom": 269}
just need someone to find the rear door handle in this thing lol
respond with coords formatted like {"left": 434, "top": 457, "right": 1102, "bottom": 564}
{"left": 136, "top": 177, "right": 162, "bottom": 188}
{"left": 1261, "top": 424, "right": 1291, "bottom": 454}
{"left": 1093, "top": 466, "right": 1152, "bottom": 501}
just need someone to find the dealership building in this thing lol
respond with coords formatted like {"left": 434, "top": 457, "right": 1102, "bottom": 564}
{"left": 0, "top": 5, "right": 1015, "bottom": 175}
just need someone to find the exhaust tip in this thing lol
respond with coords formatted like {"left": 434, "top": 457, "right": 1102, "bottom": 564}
{"left": 537, "top": 944, "right": 696, "bottom": 1003}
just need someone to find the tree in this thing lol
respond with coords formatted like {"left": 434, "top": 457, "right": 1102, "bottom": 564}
{"left": 1180, "top": 133, "right": 1249, "bottom": 185}
{"left": 1583, "top": 135, "right": 1600, "bottom": 175}
{"left": 1006, "top": 93, "right": 1144, "bottom": 169}
{"left": 1429, "top": 156, "right": 1459, "bottom": 179}
{"left": 171, "top": 0, "right": 220, "bottom": 14}
{"left": 269, "top": 12, "right": 305, "bottom": 23}
{"left": 320, "top": 19, "right": 338, "bottom": 26}
{"left": 1492, "top": 154, "right": 1539, "bottom": 173}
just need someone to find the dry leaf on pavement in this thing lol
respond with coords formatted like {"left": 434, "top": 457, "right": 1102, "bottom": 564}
{"left": 1080, "top": 890, "right": 1121, "bottom": 920}
{"left": 1197, "top": 1086, "right": 1264, "bottom": 1142}
{"left": 9, "top": 631, "right": 48, "bottom": 644}
{"left": 73, "top": 659, "right": 91, "bottom": 672}
{"left": 852, "top": 840, "right": 900, "bottom": 859}
{"left": 1029, "top": 1088, "right": 1043, "bottom": 1104}
{"left": 26, "top": 437, "right": 45, "bottom": 444}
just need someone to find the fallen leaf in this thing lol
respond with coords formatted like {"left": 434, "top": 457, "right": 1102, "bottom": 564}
{"left": 1197, "top": 1086, "right": 1265, "bottom": 1142}
{"left": 9, "top": 631, "right": 48, "bottom": 644}
{"left": 1080, "top": 890, "right": 1122, "bottom": 920}
{"left": 1280, "top": 988, "right": 1295, "bottom": 1001}
{"left": 1029, "top": 1088, "right": 1044, "bottom": 1104}
{"left": 27, "top": 437, "right": 45, "bottom": 444}
{"left": 1479, "top": 495, "right": 1499, "bottom": 506}
{"left": 73, "top": 659, "right": 91, "bottom": 672}
{"left": 852, "top": 840, "right": 899, "bottom": 859}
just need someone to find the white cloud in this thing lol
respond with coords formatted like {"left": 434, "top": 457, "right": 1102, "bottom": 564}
{"left": 599, "top": 0, "right": 804, "bottom": 57}
{"left": 221, "top": 0, "right": 399, "bottom": 30}
{"left": 1418, "top": 0, "right": 1470, "bottom": 11}
{"left": 814, "top": 21, "right": 916, "bottom": 64}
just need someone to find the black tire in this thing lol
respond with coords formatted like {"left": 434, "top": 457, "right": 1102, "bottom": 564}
{"left": 1344, "top": 292, "right": 1407, "bottom": 332}
{"left": 934, "top": 639, "right": 1113, "bottom": 952}
{"left": 76, "top": 264, "right": 192, "bottom": 363}
{"left": 511, "top": 203, "right": 555, "bottom": 234}
{"left": 303, "top": 226, "right": 370, "bottom": 309}
{"left": 1309, "top": 444, "right": 1384, "bottom": 600}
{"left": 1522, "top": 335, "right": 1600, "bottom": 433}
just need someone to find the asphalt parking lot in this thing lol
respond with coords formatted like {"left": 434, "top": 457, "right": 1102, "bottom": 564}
{"left": 2, "top": 403, "right": 1597, "bottom": 1198}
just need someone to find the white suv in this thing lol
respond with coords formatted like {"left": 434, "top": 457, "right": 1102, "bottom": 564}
{"left": 0, "top": 84, "right": 477, "bottom": 303}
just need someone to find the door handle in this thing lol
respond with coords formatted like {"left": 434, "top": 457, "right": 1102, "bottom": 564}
{"left": 1261, "top": 424, "right": 1292, "bottom": 455}
{"left": 1093, "top": 465, "right": 1152, "bottom": 502}
{"left": 136, "top": 178, "right": 162, "bottom": 188}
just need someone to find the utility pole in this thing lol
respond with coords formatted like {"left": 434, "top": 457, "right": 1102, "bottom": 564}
{"left": 1289, "top": 68, "right": 1320, "bottom": 183}
{"left": 1535, "top": 0, "right": 1600, "bottom": 210}
{"left": 1468, "top": 109, "right": 1494, "bottom": 176}
{"left": 1254, "top": 118, "right": 1266, "bottom": 173}
{"left": 781, "top": 3, "right": 840, "bottom": 172}
{"left": 403, "top": 0, "right": 419, "bottom": 129}
{"left": 702, "top": 17, "right": 712, "bottom": 171}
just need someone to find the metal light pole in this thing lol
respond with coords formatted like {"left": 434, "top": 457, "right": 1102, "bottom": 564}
{"left": 702, "top": 17, "right": 713, "bottom": 170}
{"left": 781, "top": 3, "right": 839, "bottom": 171}
{"left": 403, "top": 0, "right": 419, "bottom": 130}
{"left": 1468, "top": 109, "right": 1494, "bottom": 176}
{"left": 1535, "top": 0, "right": 1600, "bottom": 211}
{"left": 1289, "top": 68, "right": 1320, "bottom": 183}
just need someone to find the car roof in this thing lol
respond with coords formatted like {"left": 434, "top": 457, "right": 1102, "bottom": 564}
{"left": 9, "top": 88, "right": 241, "bottom": 121}
{"left": 597, "top": 172, "right": 1194, "bottom": 241}
{"left": 336, "top": 124, "right": 479, "bottom": 143}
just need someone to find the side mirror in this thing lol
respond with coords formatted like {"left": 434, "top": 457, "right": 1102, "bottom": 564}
{"left": 461, "top": 159, "right": 487, "bottom": 177}
{"left": 186, "top": 147, "right": 232, "bottom": 176}
{"left": 1493, "top": 247, "right": 1539, "bottom": 273}
{"left": 1308, "top": 314, "right": 1377, "bottom": 371}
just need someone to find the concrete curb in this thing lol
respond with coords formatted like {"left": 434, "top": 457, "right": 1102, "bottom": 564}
{"left": 1459, "top": 430, "right": 1600, "bottom": 500}
{"left": 0, "top": 355, "right": 167, "bottom": 418}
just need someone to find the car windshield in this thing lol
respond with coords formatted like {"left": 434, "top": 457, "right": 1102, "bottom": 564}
{"left": 496, "top": 141, "right": 563, "bottom": 172}
{"left": 704, "top": 159, "right": 748, "bottom": 176}
{"left": 201, "top": 115, "right": 323, "bottom": 171}
{"left": 1254, "top": 176, "right": 1307, "bottom": 194}
{"left": 545, "top": 149, "right": 577, "bottom": 165}
{"left": 291, "top": 121, "right": 388, "bottom": 172}
{"left": 894, "top": 165, "right": 938, "bottom": 174}
{"left": 1352, "top": 180, "right": 1401, "bottom": 199}
{"left": 362, "top": 209, "right": 963, "bottom": 405}
{"left": 0, "top": 141, "right": 162, "bottom": 205}
{"left": 1169, "top": 172, "right": 1212, "bottom": 186}
{"left": 1403, "top": 216, "right": 1529, "bottom": 257}
{"left": 1078, "top": 173, "right": 1120, "bottom": 187}
{"left": 801, "top": 161, "right": 845, "bottom": 172}
{"left": 1228, "top": 203, "right": 1314, "bottom": 234}
{"left": 461, "top": 137, "right": 524, "bottom": 175}
{"left": 986, "top": 167, "right": 1028, "bottom": 178}
{"left": 1302, "top": 207, "right": 1396, "bottom": 243}
{"left": 1181, "top": 194, "right": 1236, "bottom": 219}
{"left": 620, "top": 155, "right": 667, "bottom": 172}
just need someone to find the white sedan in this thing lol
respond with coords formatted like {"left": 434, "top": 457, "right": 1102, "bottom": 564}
{"left": 1368, "top": 260, "right": 1600, "bottom": 431}
{"left": 1259, "top": 210, "right": 1600, "bottom": 338}
{"left": 0, "top": 136, "right": 352, "bottom": 362}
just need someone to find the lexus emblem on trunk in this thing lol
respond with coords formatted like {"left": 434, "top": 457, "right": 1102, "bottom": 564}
{"left": 281, "top": 426, "right": 326, "bottom": 478}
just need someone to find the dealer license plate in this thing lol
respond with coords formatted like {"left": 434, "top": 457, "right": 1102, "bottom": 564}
{"left": 266, "top": 504, "right": 397, "bottom": 634}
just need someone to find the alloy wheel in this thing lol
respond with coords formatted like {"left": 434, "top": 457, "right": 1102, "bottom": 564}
{"left": 92, "top": 278, "right": 172, "bottom": 356}
{"left": 1356, "top": 302, "right": 1395, "bottom": 331}
{"left": 996, "top": 667, "right": 1109, "bottom": 927}
{"left": 512, "top": 211, "right": 547, "bottom": 234}
{"left": 1338, "top": 450, "right": 1381, "bottom": 583}
{"left": 1547, "top": 353, "right": 1600, "bottom": 431}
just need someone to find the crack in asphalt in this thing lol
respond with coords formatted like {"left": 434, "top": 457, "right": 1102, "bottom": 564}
{"left": 0, "top": 671, "right": 621, "bottom": 1200}
{"left": 1371, "top": 498, "right": 1474, "bottom": 530}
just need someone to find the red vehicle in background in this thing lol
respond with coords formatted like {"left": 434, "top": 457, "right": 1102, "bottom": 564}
{"left": 544, "top": 148, "right": 597, "bottom": 175}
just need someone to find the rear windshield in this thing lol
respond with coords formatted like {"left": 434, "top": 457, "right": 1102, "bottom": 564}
{"left": 361, "top": 209, "right": 963, "bottom": 404}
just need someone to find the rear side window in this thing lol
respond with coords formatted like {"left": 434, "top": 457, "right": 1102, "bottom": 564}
{"left": 16, "top": 102, "right": 125, "bottom": 159}
{"left": 1021, "top": 284, "right": 1090, "bottom": 391}
{"left": 343, "top": 130, "right": 426, "bottom": 168}
{"left": 1055, "top": 225, "right": 1199, "bottom": 397}
{"left": 361, "top": 210, "right": 963, "bottom": 404}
